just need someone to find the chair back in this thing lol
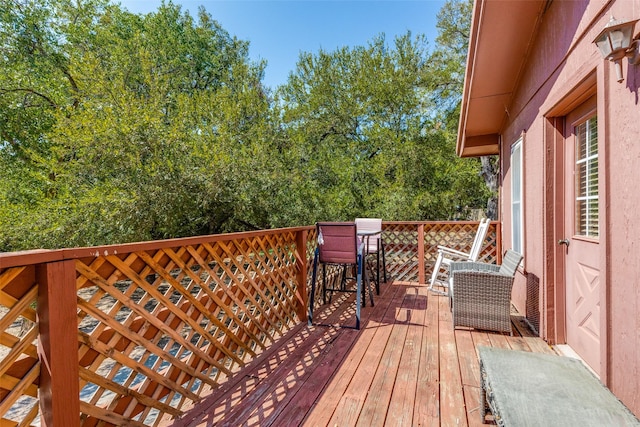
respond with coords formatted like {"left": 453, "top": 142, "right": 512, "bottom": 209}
{"left": 355, "top": 218, "right": 382, "bottom": 252}
{"left": 317, "top": 222, "right": 358, "bottom": 264}
{"left": 355, "top": 218, "right": 382, "bottom": 233}
{"left": 499, "top": 250, "right": 523, "bottom": 276}
{"left": 468, "top": 218, "right": 490, "bottom": 261}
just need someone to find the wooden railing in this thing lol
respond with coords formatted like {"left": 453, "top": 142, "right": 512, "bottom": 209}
{"left": 0, "top": 221, "right": 499, "bottom": 426}
{"left": 383, "top": 221, "right": 501, "bottom": 283}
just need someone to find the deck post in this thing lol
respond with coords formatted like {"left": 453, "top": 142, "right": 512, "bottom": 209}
{"left": 36, "top": 259, "right": 80, "bottom": 427}
{"left": 295, "top": 229, "right": 309, "bottom": 322}
{"left": 495, "top": 221, "right": 503, "bottom": 263}
{"left": 418, "top": 224, "right": 426, "bottom": 284}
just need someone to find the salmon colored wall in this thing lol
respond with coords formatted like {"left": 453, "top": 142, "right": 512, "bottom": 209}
{"left": 496, "top": 0, "right": 640, "bottom": 415}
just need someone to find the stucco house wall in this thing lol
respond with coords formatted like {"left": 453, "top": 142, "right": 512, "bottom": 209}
{"left": 492, "top": 0, "right": 640, "bottom": 415}
{"left": 502, "top": 0, "right": 599, "bottom": 328}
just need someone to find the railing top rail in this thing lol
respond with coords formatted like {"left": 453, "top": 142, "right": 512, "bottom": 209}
{"left": 1, "top": 221, "right": 499, "bottom": 268}
{"left": 382, "top": 220, "right": 496, "bottom": 225}
{"left": 0, "top": 225, "right": 315, "bottom": 268}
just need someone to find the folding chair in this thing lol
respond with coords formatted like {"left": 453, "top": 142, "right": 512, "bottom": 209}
{"left": 428, "top": 218, "right": 490, "bottom": 295}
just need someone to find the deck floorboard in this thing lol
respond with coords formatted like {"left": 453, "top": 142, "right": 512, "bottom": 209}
{"left": 168, "top": 280, "right": 554, "bottom": 427}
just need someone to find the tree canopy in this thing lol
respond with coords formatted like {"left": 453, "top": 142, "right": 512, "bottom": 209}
{"left": 0, "top": 0, "right": 490, "bottom": 251}
{"left": 277, "top": 28, "right": 487, "bottom": 222}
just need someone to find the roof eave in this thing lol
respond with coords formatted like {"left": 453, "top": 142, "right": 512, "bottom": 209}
{"left": 457, "top": 0, "right": 547, "bottom": 158}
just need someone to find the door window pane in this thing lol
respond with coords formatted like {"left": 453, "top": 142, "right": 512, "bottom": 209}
{"left": 575, "top": 116, "right": 598, "bottom": 238}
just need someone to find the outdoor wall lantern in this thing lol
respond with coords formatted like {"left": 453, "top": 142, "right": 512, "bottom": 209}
{"left": 593, "top": 16, "right": 640, "bottom": 83}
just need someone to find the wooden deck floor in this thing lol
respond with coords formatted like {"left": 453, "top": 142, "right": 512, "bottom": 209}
{"left": 169, "top": 280, "right": 555, "bottom": 427}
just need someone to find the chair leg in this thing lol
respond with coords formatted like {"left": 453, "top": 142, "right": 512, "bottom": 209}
{"left": 355, "top": 254, "right": 362, "bottom": 329}
{"left": 340, "top": 265, "right": 348, "bottom": 291}
{"left": 375, "top": 250, "right": 380, "bottom": 294}
{"left": 308, "top": 249, "right": 319, "bottom": 326}
{"left": 381, "top": 241, "right": 387, "bottom": 283}
{"left": 322, "top": 264, "right": 328, "bottom": 304}
{"left": 365, "top": 258, "right": 375, "bottom": 307}
{"left": 363, "top": 255, "right": 377, "bottom": 303}
{"left": 360, "top": 260, "right": 368, "bottom": 308}
{"left": 428, "top": 251, "right": 447, "bottom": 295}
{"left": 359, "top": 266, "right": 365, "bottom": 308}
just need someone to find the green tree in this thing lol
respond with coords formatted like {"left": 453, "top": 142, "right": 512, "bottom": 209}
{"left": 427, "top": 0, "right": 498, "bottom": 218}
{"left": 0, "top": 0, "right": 275, "bottom": 250}
{"left": 1, "top": 0, "right": 494, "bottom": 251}
{"left": 277, "top": 29, "right": 490, "bottom": 222}
{"left": 427, "top": 0, "right": 473, "bottom": 113}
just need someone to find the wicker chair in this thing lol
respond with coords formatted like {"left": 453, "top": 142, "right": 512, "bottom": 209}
{"left": 449, "top": 250, "right": 523, "bottom": 335}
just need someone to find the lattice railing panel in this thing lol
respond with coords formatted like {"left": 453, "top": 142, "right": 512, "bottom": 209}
{"left": 424, "top": 222, "right": 498, "bottom": 263}
{"left": 424, "top": 222, "right": 477, "bottom": 259}
{"left": 381, "top": 222, "right": 499, "bottom": 284}
{"left": 75, "top": 230, "right": 303, "bottom": 426}
{"left": 424, "top": 222, "right": 499, "bottom": 284}
{"left": 478, "top": 225, "right": 499, "bottom": 264}
{"left": 382, "top": 223, "right": 421, "bottom": 282}
{"left": 0, "top": 266, "right": 40, "bottom": 427}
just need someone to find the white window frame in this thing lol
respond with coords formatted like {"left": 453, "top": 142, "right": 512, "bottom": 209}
{"left": 511, "top": 138, "right": 524, "bottom": 256}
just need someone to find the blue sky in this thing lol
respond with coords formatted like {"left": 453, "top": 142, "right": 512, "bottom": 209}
{"left": 117, "top": 1, "right": 446, "bottom": 89}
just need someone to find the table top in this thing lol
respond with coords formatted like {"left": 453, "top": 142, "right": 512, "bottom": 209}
{"left": 357, "top": 230, "right": 381, "bottom": 236}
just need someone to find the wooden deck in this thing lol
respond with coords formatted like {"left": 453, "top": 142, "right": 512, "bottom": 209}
{"left": 168, "top": 280, "right": 555, "bottom": 427}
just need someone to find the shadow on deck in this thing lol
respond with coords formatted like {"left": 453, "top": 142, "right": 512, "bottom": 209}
{"left": 167, "top": 280, "right": 554, "bottom": 427}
